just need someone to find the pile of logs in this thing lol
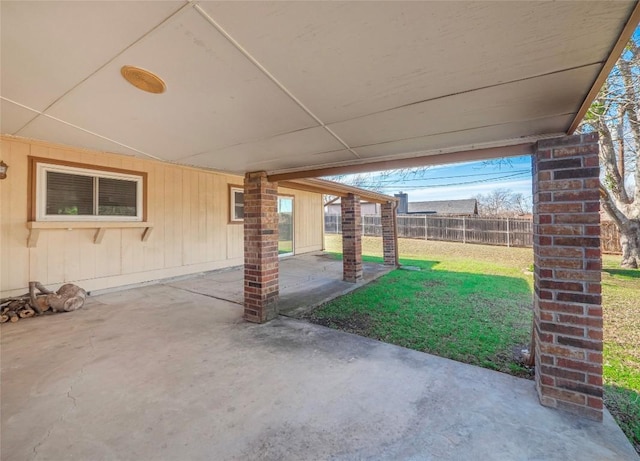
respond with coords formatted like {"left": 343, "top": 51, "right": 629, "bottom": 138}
{"left": 1, "top": 281, "right": 87, "bottom": 324}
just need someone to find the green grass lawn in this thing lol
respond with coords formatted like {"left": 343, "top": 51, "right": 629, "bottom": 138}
{"left": 309, "top": 235, "right": 640, "bottom": 453}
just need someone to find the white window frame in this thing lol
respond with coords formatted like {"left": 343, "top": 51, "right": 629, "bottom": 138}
{"left": 230, "top": 186, "right": 244, "bottom": 223}
{"left": 35, "top": 162, "right": 144, "bottom": 222}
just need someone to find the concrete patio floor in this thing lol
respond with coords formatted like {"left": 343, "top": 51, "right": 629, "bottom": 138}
{"left": 164, "top": 252, "right": 393, "bottom": 318}
{"left": 1, "top": 266, "right": 638, "bottom": 460}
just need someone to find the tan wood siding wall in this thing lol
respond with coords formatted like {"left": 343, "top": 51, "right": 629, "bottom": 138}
{"left": 0, "top": 137, "right": 322, "bottom": 296}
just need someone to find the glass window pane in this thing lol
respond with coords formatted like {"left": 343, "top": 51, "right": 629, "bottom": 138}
{"left": 233, "top": 190, "right": 244, "bottom": 220}
{"left": 98, "top": 178, "right": 137, "bottom": 216}
{"left": 46, "top": 171, "right": 94, "bottom": 215}
{"left": 234, "top": 204, "right": 244, "bottom": 220}
{"left": 234, "top": 191, "right": 243, "bottom": 205}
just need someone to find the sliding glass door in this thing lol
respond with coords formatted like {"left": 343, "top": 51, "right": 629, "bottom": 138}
{"left": 278, "top": 196, "right": 294, "bottom": 257}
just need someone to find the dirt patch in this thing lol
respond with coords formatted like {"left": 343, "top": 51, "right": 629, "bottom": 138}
{"left": 510, "top": 344, "right": 535, "bottom": 379}
{"left": 307, "top": 312, "right": 373, "bottom": 337}
{"left": 422, "top": 280, "right": 445, "bottom": 288}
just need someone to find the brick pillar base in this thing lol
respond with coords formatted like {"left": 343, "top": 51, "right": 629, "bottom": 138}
{"left": 381, "top": 201, "right": 398, "bottom": 266}
{"left": 342, "top": 193, "right": 362, "bottom": 282}
{"left": 243, "top": 172, "right": 279, "bottom": 323}
{"left": 533, "top": 133, "right": 603, "bottom": 421}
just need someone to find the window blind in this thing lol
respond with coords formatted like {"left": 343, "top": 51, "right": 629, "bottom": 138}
{"left": 98, "top": 178, "right": 137, "bottom": 216}
{"left": 46, "top": 171, "right": 94, "bottom": 216}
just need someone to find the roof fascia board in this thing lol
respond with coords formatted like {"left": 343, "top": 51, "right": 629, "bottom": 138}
{"left": 280, "top": 178, "right": 396, "bottom": 204}
{"left": 269, "top": 142, "right": 535, "bottom": 182}
{"left": 568, "top": 2, "right": 640, "bottom": 134}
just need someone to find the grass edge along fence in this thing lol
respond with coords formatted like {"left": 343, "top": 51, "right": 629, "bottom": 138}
{"left": 324, "top": 214, "right": 622, "bottom": 254}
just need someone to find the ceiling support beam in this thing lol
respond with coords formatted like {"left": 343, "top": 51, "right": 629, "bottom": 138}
{"left": 268, "top": 142, "right": 536, "bottom": 182}
{"left": 567, "top": 2, "right": 640, "bottom": 134}
{"left": 279, "top": 178, "right": 395, "bottom": 204}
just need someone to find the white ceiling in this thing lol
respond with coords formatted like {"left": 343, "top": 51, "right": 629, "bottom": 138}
{"left": 1, "top": 1, "right": 637, "bottom": 175}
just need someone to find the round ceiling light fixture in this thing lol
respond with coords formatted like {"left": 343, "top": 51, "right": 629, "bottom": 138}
{"left": 120, "top": 65, "right": 166, "bottom": 94}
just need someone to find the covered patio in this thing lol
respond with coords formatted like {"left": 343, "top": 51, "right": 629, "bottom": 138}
{"left": 1, "top": 283, "right": 636, "bottom": 460}
{"left": 2, "top": 0, "right": 640, "bottom": 446}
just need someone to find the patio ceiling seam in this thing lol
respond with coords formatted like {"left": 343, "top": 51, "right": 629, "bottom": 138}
{"left": 326, "top": 63, "right": 605, "bottom": 127}
{"left": 13, "top": 1, "right": 191, "bottom": 137}
{"left": 192, "top": 3, "right": 362, "bottom": 161}
{"left": 2, "top": 97, "right": 161, "bottom": 160}
{"left": 343, "top": 112, "right": 577, "bottom": 151}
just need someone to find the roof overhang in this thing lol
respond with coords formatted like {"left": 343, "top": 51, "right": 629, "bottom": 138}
{"left": 2, "top": 1, "right": 638, "bottom": 178}
{"left": 282, "top": 178, "right": 396, "bottom": 204}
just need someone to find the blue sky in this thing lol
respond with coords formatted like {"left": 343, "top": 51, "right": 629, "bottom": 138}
{"left": 365, "top": 155, "right": 533, "bottom": 202}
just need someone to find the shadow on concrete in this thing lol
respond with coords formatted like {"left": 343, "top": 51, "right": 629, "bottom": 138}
{"left": 163, "top": 252, "right": 394, "bottom": 318}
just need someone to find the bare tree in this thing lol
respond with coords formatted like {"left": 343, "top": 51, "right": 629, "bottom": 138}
{"left": 323, "top": 167, "right": 429, "bottom": 205}
{"left": 580, "top": 35, "right": 639, "bottom": 268}
{"left": 475, "top": 188, "right": 532, "bottom": 217}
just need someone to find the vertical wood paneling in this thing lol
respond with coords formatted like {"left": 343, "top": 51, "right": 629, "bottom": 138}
{"left": 46, "top": 230, "right": 66, "bottom": 283}
{"left": 0, "top": 140, "right": 12, "bottom": 293}
{"left": 29, "top": 230, "right": 48, "bottom": 283}
{"left": 226, "top": 225, "right": 243, "bottom": 259}
{"left": 144, "top": 163, "right": 165, "bottom": 271}
{"left": 6, "top": 140, "right": 30, "bottom": 291}
{"left": 63, "top": 228, "right": 82, "bottom": 281}
{"left": 198, "top": 171, "right": 207, "bottom": 263}
{"left": 164, "top": 166, "right": 183, "bottom": 268}
{"left": 205, "top": 173, "right": 215, "bottom": 262}
{"left": 0, "top": 136, "right": 323, "bottom": 294}
{"left": 212, "top": 174, "right": 227, "bottom": 260}
{"left": 77, "top": 229, "right": 97, "bottom": 281}
{"left": 182, "top": 169, "right": 192, "bottom": 264}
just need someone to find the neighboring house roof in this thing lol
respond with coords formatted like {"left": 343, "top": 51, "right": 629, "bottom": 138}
{"left": 407, "top": 199, "right": 478, "bottom": 215}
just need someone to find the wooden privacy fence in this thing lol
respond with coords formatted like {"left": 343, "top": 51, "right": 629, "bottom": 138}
{"left": 324, "top": 214, "right": 622, "bottom": 253}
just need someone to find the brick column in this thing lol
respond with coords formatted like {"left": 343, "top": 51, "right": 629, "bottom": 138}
{"left": 532, "top": 133, "right": 603, "bottom": 421}
{"left": 381, "top": 201, "right": 398, "bottom": 266}
{"left": 341, "top": 193, "right": 363, "bottom": 282}
{"left": 243, "top": 172, "right": 279, "bottom": 323}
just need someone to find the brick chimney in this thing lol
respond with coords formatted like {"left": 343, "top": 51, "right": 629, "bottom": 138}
{"left": 394, "top": 192, "right": 408, "bottom": 214}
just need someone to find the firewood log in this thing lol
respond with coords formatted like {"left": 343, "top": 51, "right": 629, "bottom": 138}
{"left": 28, "top": 282, "right": 44, "bottom": 315}
{"left": 18, "top": 308, "right": 35, "bottom": 318}
{"left": 0, "top": 293, "right": 30, "bottom": 305}
{"left": 35, "top": 297, "right": 50, "bottom": 313}
{"left": 48, "top": 284, "right": 86, "bottom": 312}
{"left": 35, "top": 282, "right": 54, "bottom": 295}
{"left": 0, "top": 314, "right": 8, "bottom": 323}
{"left": 7, "top": 311, "right": 19, "bottom": 323}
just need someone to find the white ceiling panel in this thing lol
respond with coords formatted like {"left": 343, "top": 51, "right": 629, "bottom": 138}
{"left": 245, "top": 150, "right": 353, "bottom": 173}
{"left": 0, "top": 1, "right": 185, "bottom": 111}
{"left": 182, "top": 147, "right": 352, "bottom": 174}
{"left": 40, "top": 7, "right": 318, "bottom": 161}
{"left": 329, "top": 65, "right": 600, "bottom": 149}
{"left": 201, "top": 1, "right": 636, "bottom": 123}
{"left": 177, "top": 126, "right": 346, "bottom": 172}
{"left": 353, "top": 115, "right": 573, "bottom": 161}
{"left": 19, "top": 115, "right": 149, "bottom": 159}
{"left": 1, "top": 2, "right": 637, "bottom": 176}
{"left": 0, "top": 99, "right": 38, "bottom": 135}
